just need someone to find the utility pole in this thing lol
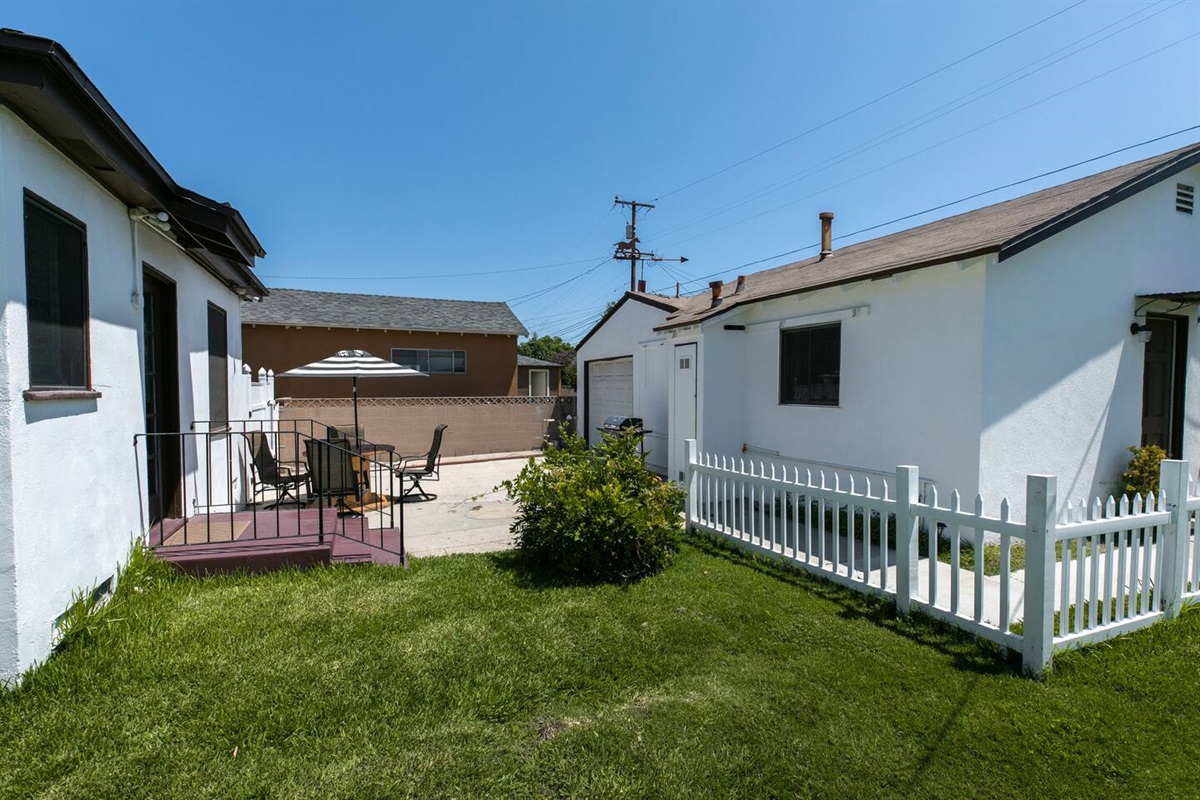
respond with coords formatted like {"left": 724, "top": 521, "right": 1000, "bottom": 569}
{"left": 612, "top": 196, "right": 687, "bottom": 292}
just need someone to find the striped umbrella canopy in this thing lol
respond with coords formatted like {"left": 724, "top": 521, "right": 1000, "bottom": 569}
{"left": 280, "top": 350, "right": 425, "bottom": 438}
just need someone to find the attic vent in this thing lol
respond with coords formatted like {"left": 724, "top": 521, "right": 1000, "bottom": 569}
{"left": 1178, "top": 183, "right": 1195, "bottom": 214}
{"left": 60, "top": 138, "right": 115, "bottom": 172}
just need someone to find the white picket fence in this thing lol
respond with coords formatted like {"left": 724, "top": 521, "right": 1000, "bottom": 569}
{"left": 683, "top": 440, "right": 1200, "bottom": 676}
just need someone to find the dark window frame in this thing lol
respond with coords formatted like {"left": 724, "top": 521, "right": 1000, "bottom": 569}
{"left": 390, "top": 347, "right": 467, "bottom": 374}
{"left": 23, "top": 191, "right": 91, "bottom": 392}
{"left": 779, "top": 322, "right": 842, "bottom": 407}
{"left": 207, "top": 303, "right": 229, "bottom": 427}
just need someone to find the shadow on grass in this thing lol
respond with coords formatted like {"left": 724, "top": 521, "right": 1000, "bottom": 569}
{"left": 486, "top": 550, "right": 645, "bottom": 592}
{"left": 685, "top": 532, "right": 1021, "bottom": 677}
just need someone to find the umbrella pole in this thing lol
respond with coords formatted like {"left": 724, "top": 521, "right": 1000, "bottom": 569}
{"left": 352, "top": 376, "right": 362, "bottom": 504}
{"left": 352, "top": 376, "right": 360, "bottom": 442}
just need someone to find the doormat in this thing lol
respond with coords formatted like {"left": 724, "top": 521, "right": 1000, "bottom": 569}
{"left": 163, "top": 518, "right": 251, "bottom": 547}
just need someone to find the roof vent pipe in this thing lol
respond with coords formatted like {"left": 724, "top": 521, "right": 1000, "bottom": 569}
{"left": 734, "top": 275, "right": 746, "bottom": 294}
{"left": 637, "top": 279, "right": 646, "bottom": 292}
{"left": 819, "top": 211, "right": 834, "bottom": 260}
{"left": 710, "top": 280, "right": 723, "bottom": 307}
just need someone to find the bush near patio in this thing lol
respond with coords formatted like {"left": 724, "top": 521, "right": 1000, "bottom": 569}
{"left": 503, "top": 432, "right": 684, "bottom": 582}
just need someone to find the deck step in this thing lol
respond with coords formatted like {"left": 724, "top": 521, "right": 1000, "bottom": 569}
{"left": 158, "top": 541, "right": 332, "bottom": 576}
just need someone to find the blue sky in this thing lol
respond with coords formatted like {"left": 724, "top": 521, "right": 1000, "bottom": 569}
{"left": 5, "top": 0, "right": 1198, "bottom": 342}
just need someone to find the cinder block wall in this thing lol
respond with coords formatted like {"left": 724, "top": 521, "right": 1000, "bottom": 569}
{"left": 279, "top": 396, "right": 576, "bottom": 458}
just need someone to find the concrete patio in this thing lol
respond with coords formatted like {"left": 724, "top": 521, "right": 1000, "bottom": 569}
{"left": 383, "top": 451, "right": 538, "bottom": 558}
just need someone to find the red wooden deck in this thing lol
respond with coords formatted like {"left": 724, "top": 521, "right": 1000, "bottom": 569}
{"left": 149, "top": 507, "right": 405, "bottom": 575}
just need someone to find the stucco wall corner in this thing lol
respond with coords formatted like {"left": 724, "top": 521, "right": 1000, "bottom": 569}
{"left": 0, "top": 120, "right": 18, "bottom": 684}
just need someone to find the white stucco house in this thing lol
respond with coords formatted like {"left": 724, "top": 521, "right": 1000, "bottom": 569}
{"left": 578, "top": 143, "right": 1200, "bottom": 514}
{"left": 0, "top": 31, "right": 267, "bottom": 684}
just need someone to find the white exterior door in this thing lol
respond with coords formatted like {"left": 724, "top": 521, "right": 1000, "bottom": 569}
{"left": 587, "top": 358, "right": 634, "bottom": 445}
{"left": 672, "top": 343, "right": 697, "bottom": 481}
{"left": 529, "top": 369, "right": 550, "bottom": 397}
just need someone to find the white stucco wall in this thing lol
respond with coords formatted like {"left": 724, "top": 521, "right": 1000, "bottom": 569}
{"left": 0, "top": 121, "right": 14, "bottom": 679}
{"left": 0, "top": 108, "right": 250, "bottom": 682}
{"left": 980, "top": 165, "right": 1200, "bottom": 513}
{"left": 577, "top": 298, "right": 675, "bottom": 470}
{"left": 682, "top": 258, "right": 988, "bottom": 501}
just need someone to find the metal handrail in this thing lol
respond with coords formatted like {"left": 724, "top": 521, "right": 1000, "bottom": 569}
{"left": 133, "top": 422, "right": 405, "bottom": 560}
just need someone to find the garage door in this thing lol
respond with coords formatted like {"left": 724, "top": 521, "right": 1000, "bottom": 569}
{"left": 587, "top": 358, "right": 633, "bottom": 445}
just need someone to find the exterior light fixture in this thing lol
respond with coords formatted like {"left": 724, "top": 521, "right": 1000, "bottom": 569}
{"left": 1130, "top": 321, "right": 1153, "bottom": 343}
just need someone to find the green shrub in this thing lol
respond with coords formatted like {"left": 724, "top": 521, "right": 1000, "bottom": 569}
{"left": 502, "top": 432, "right": 685, "bottom": 583}
{"left": 1122, "top": 444, "right": 1167, "bottom": 498}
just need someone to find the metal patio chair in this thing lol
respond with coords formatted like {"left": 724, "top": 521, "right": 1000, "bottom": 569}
{"left": 245, "top": 431, "right": 309, "bottom": 509}
{"left": 394, "top": 424, "right": 448, "bottom": 501}
{"left": 304, "top": 437, "right": 361, "bottom": 513}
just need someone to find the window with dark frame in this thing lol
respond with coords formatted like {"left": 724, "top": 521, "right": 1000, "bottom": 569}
{"left": 779, "top": 322, "right": 841, "bottom": 406}
{"left": 390, "top": 348, "right": 466, "bottom": 374}
{"left": 207, "top": 303, "right": 228, "bottom": 424}
{"left": 24, "top": 195, "right": 89, "bottom": 389}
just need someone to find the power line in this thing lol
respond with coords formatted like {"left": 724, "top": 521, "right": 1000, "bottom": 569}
{"left": 654, "top": 31, "right": 1200, "bottom": 252}
{"left": 654, "top": 126, "right": 1200, "bottom": 295}
{"left": 506, "top": 257, "right": 611, "bottom": 306}
{"left": 648, "top": 0, "right": 1183, "bottom": 242}
{"left": 652, "top": 0, "right": 1089, "bottom": 201}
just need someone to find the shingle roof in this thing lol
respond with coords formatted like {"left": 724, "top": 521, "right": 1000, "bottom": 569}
{"left": 242, "top": 288, "right": 529, "bottom": 336}
{"left": 659, "top": 142, "right": 1200, "bottom": 330}
{"left": 517, "top": 354, "right": 561, "bottom": 368}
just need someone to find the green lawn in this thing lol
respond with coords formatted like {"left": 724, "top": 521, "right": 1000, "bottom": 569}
{"left": 3, "top": 537, "right": 1198, "bottom": 799}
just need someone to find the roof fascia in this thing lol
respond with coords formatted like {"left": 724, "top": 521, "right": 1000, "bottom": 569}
{"left": 654, "top": 245, "right": 999, "bottom": 331}
{"left": 999, "top": 149, "right": 1200, "bottom": 262}
{"left": 576, "top": 292, "right": 679, "bottom": 350}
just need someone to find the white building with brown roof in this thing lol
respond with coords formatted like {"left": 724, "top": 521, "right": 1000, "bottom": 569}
{"left": 578, "top": 143, "right": 1200, "bottom": 512}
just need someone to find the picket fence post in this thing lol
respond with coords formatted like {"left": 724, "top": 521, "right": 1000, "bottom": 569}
{"left": 1022, "top": 474, "right": 1057, "bottom": 676}
{"left": 1159, "top": 459, "right": 1191, "bottom": 620}
{"left": 684, "top": 439, "right": 699, "bottom": 530}
{"left": 894, "top": 466, "right": 920, "bottom": 614}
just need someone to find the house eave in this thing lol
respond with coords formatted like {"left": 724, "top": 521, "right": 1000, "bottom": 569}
{"left": 577, "top": 292, "right": 682, "bottom": 350}
{"left": 653, "top": 246, "right": 1000, "bottom": 332}
{"left": 0, "top": 29, "right": 265, "bottom": 293}
{"left": 998, "top": 149, "right": 1200, "bottom": 262}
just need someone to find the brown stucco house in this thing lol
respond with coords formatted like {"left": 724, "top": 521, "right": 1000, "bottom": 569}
{"left": 242, "top": 288, "right": 539, "bottom": 398}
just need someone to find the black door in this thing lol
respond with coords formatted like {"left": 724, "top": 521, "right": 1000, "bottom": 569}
{"left": 143, "top": 268, "right": 181, "bottom": 521}
{"left": 1140, "top": 315, "right": 1188, "bottom": 456}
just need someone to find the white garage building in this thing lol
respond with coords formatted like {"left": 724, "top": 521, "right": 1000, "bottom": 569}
{"left": 576, "top": 293, "right": 683, "bottom": 475}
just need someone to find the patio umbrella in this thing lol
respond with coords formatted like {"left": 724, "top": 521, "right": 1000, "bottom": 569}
{"left": 279, "top": 349, "right": 425, "bottom": 439}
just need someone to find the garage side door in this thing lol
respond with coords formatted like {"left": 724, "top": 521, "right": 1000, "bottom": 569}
{"left": 586, "top": 358, "right": 634, "bottom": 446}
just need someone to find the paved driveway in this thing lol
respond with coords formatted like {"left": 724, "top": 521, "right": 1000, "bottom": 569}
{"left": 395, "top": 453, "right": 537, "bottom": 558}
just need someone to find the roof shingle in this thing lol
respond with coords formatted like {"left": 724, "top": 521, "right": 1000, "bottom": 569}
{"left": 242, "top": 288, "right": 529, "bottom": 336}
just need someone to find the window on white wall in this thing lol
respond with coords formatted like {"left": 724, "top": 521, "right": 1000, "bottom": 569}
{"left": 779, "top": 322, "right": 841, "bottom": 406}
{"left": 391, "top": 348, "right": 466, "bottom": 374}
{"left": 208, "top": 303, "right": 228, "bottom": 425}
{"left": 24, "top": 194, "right": 90, "bottom": 390}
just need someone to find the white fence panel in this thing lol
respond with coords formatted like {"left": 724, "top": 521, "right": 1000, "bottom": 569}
{"left": 684, "top": 440, "right": 1194, "bottom": 677}
{"left": 1183, "top": 475, "right": 1200, "bottom": 604}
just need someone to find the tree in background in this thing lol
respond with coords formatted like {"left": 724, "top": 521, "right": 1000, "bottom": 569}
{"left": 519, "top": 334, "right": 577, "bottom": 389}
